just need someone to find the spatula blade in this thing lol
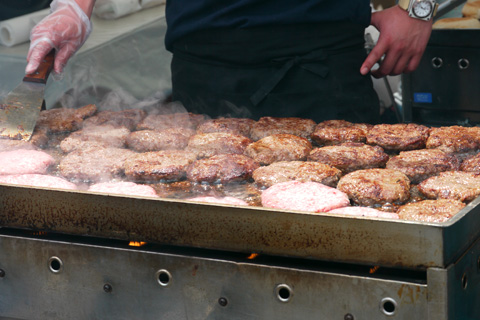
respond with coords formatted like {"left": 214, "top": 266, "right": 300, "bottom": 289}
{"left": 0, "top": 81, "right": 45, "bottom": 141}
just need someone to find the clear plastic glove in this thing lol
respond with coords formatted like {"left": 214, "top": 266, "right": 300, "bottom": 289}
{"left": 25, "top": 0, "right": 93, "bottom": 77}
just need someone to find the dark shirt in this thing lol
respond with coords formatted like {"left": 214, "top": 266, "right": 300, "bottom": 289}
{"left": 165, "top": 0, "right": 372, "bottom": 51}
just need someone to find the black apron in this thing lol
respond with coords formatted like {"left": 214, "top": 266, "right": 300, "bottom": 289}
{"left": 170, "top": 22, "right": 380, "bottom": 124}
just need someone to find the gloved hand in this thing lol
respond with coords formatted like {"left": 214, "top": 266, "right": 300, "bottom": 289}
{"left": 25, "top": 0, "right": 93, "bottom": 76}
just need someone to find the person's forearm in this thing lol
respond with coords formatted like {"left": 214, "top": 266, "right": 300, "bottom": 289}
{"left": 74, "top": 0, "right": 96, "bottom": 18}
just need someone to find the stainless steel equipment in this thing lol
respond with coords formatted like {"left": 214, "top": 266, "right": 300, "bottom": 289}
{"left": 402, "top": 29, "right": 480, "bottom": 126}
{"left": 0, "top": 183, "right": 479, "bottom": 319}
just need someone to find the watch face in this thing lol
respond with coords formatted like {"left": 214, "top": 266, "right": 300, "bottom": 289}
{"left": 412, "top": 1, "right": 433, "bottom": 18}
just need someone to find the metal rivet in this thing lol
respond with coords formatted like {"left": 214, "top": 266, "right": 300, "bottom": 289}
{"left": 431, "top": 57, "right": 443, "bottom": 69}
{"left": 458, "top": 58, "right": 469, "bottom": 70}
{"left": 344, "top": 314, "right": 355, "bottom": 320}
{"left": 48, "top": 256, "right": 63, "bottom": 274}
{"left": 155, "top": 269, "right": 172, "bottom": 287}
{"left": 380, "top": 297, "right": 397, "bottom": 316}
{"left": 462, "top": 273, "right": 468, "bottom": 290}
{"left": 218, "top": 297, "right": 228, "bottom": 307}
{"left": 103, "top": 283, "right": 113, "bottom": 293}
{"left": 275, "top": 284, "right": 293, "bottom": 303}
{"left": 0, "top": 269, "right": 5, "bottom": 278}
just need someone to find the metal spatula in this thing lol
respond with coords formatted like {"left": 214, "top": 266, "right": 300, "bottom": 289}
{"left": 0, "top": 50, "right": 54, "bottom": 141}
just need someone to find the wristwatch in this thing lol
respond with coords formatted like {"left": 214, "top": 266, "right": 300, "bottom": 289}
{"left": 398, "top": 0, "right": 438, "bottom": 21}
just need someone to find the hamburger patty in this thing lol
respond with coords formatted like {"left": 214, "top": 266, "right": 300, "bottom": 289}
{"left": 327, "top": 206, "right": 399, "bottom": 219}
{"left": 250, "top": 116, "right": 316, "bottom": 141}
{"left": 196, "top": 118, "right": 255, "bottom": 138}
{"left": 186, "top": 132, "right": 252, "bottom": 159}
{"left": 0, "top": 149, "right": 55, "bottom": 175}
{"left": 59, "top": 147, "right": 135, "bottom": 182}
{"left": 124, "top": 150, "right": 197, "bottom": 182}
{"left": 36, "top": 104, "right": 97, "bottom": 133}
{"left": 386, "top": 149, "right": 460, "bottom": 184}
{"left": 82, "top": 109, "right": 147, "bottom": 130}
{"left": 252, "top": 161, "right": 341, "bottom": 188}
{"left": 337, "top": 168, "right": 411, "bottom": 206}
{"left": 186, "top": 154, "right": 259, "bottom": 184}
{"left": 126, "top": 128, "right": 196, "bottom": 152}
{"left": 460, "top": 153, "right": 480, "bottom": 173}
{"left": 0, "top": 138, "right": 38, "bottom": 151}
{"left": 136, "top": 112, "right": 205, "bottom": 131}
{"left": 397, "top": 199, "right": 466, "bottom": 223}
{"left": 366, "top": 123, "right": 430, "bottom": 151}
{"left": 426, "top": 126, "right": 480, "bottom": 156}
{"left": 310, "top": 120, "right": 372, "bottom": 146}
{"left": 60, "top": 124, "right": 130, "bottom": 153}
{"left": 308, "top": 142, "right": 389, "bottom": 173}
{"left": 88, "top": 182, "right": 158, "bottom": 197}
{"left": 244, "top": 134, "right": 312, "bottom": 165}
{"left": 0, "top": 174, "right": 77, "bottom": 190}
{"left": 418, "top": 171, "right": 480, "bottom": 202}
{"left": 261, "top": 181, "right": 350, "bottom": 212}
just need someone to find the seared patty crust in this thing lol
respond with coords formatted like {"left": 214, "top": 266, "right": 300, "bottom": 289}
{"left": 244, "top": 134, "right": 312, "bottom": 165}
{"left": 337, "top": 168, "right": 411, "bottom": 206}
{"left": 366, "top": 123, "right": 430, "bottom": 152}
{"left": 311, "top": 120, "right": 372, "bottom": 146}
{"left": 250, "top": 116, "right": 316, "bottom": 141}
{"left": 418, "top": 171, "right": 480, "bottom": 202}
{"left": 397, "top": 199, "right": 466, "bottom": 223}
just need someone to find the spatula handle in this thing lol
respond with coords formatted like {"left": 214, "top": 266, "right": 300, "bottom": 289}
{"left": 23, "top": 50, "right": 55, "bottom": 84}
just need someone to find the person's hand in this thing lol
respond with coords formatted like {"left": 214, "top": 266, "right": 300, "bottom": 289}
{"left": 25, "top": 0, "right": 93, "bottom": 76}
{"left": 360, "top": 5, "right": 433, "bottom": 78}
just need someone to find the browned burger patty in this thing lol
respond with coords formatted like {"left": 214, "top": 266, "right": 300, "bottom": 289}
{"left": 308, "top": 142, "right": 389, "bottom": 173}
{"left": 83, "top": 109, "right": 147, "bottom": 131}
{"left": 59, "top": 147, "right": 135, "bottom": 182}
{"left": 136, "top": 112, "right": 205, "bottom": 131}
{"left": 337, "top": 168, "right": 411, "bottom": 206}
{"left": 186, "top": 132, "right": 252, "bottom": 158}
{"left": 366, "top": 123, "right": 430, "bottom": 152}
{"left": 126, "top": 128, "right": 196, "bottom": 152}
{"left": 250, "top": 116, "right": 316, "bottom": 141}
{"left": 386, "top": 149, "right": 460, "bottom": 184}
{"left": 397, "top": 199, "right": 466, "bottom": 223}
{"left": 60, "top": 124, "right": 130, "bottom": 153}
{"left": 36, "top": 104, "right": 97, "bottom": 133}
{"left": 426, "top": 126, "right": 480, "bottom": 156}
{"left": 310, "top": 120, "right": 372, "bottom": 146}
{"left": 460, "top": 153, "right": 480, "bottom": 173}
{"left": 124, "top": 150, "right": 197, "bottom": 182}
{"left": 186, "top": 154, "right": 259, "bottom": 184}
{"left": 244, "top": 134, "right": 312, "bottom": 165}
{"left": 196, "top": 118, "right": 255, "bottom": 138}
{"left": 418, "top": 171, "right": 480, "bottom": 202}
{"left": 252, "top": 161, "right": 341, "bottom": 188}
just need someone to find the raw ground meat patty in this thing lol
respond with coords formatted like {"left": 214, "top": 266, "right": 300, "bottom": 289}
{"left": 244, "top": 134, "right": 312, "bottom": 165}
{"left": 310, "top": 120, "right": 372, "bottom": 146}
{"left": 366, "top": 123, "right": 430, "bottom": 151}
{"left": 186, "top": 196, "right": 248, "bottom": 206}
{"left": 386, "top": 149, "right": 460, "bottom": 184}
{"left": 124, "top": 150, "right": 197, "bottom": 182}
{"left": 0, "top": 174, "right": 77, "bottom": 190}
{"left": 252, "top": 161, "right": 341, "bottom": 188}
{"left": 82, "top": 109, "right": 147, "bottom": 130}
{"left": 60, "top": 124, "right": 130, "bottom": 153}
{"left": 397, "top": 199, "right": 466, "bottom": 223}
{"left": 327, "top": 206, "right": 399, "bottom": 219}
{"left": 426, "top": 126, "right": 480, "bottom": 155}
{"left": 418, "top": 171, "right": 480, "bottom": 202}
{"left": 196, "top": 118, "right": 255, "bottom": 138}
{"left": 59, "top": 147, "right": 135, "bottom": 182}
{"left": 0, "top": 139, "right": 38, "bottom": 151}
{"left": 136, "top": 112, "right": 205, "bottom": 131}
{"left": 186, "top": 154, "right": 259, "bottom": 184}
{"left": 308, "top": 142, "right": 389, "bottom": 173}
{"left": 0, "top": 149, "right": 55, "bottom": 175}
{"left": 250, "top": 116, "right": 316, "bottom": 141}
{"left": 126, "top": 128, "right": 196, "bottom": 152}
{"left": 36, "top": 104, "right": 97, "bottom": 133}
{"left": 186, "top": 132, "right": 253, "bottom": 158}
{"left": 261, "top": 181, "right": 350, "bottom": 212}
{"left": 88, "top": 182, "right": 158, "bottom": 197}
{"left": 337, "top": 168, "right": 411, "bottom": 206}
